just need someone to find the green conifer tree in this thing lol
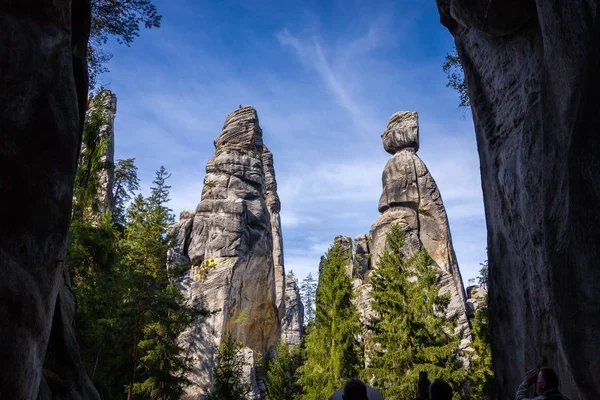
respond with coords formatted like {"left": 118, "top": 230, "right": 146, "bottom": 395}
{"left": 207, "top": 336, "right": 251, "bottom": 400}
{"left": 266, "top": 340, "right": 302, "bottom": 400}
{"left": 363, "top": 224, "right": 466, "bottom": 400}
{"left": 297, "top": 242, "right": 363, "bottom": 400}
{"left": 300, "top": 273, "right": 317, "bottom": 322}
{"left": 122, "top": 166, "right": 197, "bottom": 400}
{"left": 467, "top": 261, "right": 497, "bottom": 400}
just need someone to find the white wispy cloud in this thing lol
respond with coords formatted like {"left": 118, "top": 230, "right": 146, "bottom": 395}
{"left": 104, "top": 1, "right": 487, "bottom": 285}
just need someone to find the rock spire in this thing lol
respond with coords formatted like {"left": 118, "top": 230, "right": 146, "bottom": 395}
{"left": 168, "top": 106, "right": 289, "bottom": 398}
{"left": 355, "top": 111, "right": 471, "bottom": 351}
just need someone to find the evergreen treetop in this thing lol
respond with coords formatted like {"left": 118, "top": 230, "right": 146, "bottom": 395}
{"left": 363, "top": 223, "right": 466, "bottom": 400}
{"left": 297, "top": 242, "right": 363, "bottom": 400}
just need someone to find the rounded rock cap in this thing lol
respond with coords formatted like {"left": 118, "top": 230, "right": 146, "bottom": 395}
{"left": 381, "top": 111, "right": 419, "bottom": 154}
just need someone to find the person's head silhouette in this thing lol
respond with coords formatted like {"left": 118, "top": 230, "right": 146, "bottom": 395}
{"left": 342, "top": 378, "right": 368, "bottom": 400}
{"left": 430, "top": 379, "right": 452, "bottom": 400}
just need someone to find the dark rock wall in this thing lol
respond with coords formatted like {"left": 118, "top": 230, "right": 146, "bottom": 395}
{"left": 435, "top": 1, "right": 600, "bottom": 399}
{"left": 0, "top": 1, "right": 97, "bottom": 398}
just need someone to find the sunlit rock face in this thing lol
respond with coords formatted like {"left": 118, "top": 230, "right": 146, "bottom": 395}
{"left": 280, "top": 275, "right": 305, "bottom": 348}
{"left": 84, "top": 90, "right": 117, "bottom": 213}
{"left": 366, "top": 111, "right": 471, "bottom": 350}
{"left": 435, "top": 2, "right": 600, "bottom": 399}
{"left": 168, "top": 107, "right": 284, "bottom": 399}
{"left": 0, "top": 2, "right": 97, "bottom": 399}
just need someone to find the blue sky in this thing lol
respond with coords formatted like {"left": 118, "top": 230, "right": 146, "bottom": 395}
{"left": 103, "top": 0, "right": 487, "bottom": 286}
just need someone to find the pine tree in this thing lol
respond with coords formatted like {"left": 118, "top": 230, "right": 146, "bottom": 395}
{"left": 300, "top": 273, "right": 317, "bottom": 322}
{"left": 468, "top": 261, "right": 497, "bottom": 400}
{"left": 207, "top": 336, "right": 250, "bottom": 400}
{"left": 297, "top": 242, "right": 363, "bottom": 400}
{"left": 363, "top": 224, "right": 466, "bottom": 400}
{"left": 121, "top": 166, "right": 197, "bottom": 400}
{"left": 112, "top": 158, "right": 141, "bottom": 226}
{"left": 266, "top": 340, "right": 302, "bottom": 400}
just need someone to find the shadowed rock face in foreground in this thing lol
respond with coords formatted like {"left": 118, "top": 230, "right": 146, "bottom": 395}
{"left": 0, "top": 1, "right": 98, "bottom": 399}
{"left": 435, "top": 1, "right": 600, "bottom": 399}
{"left": 168, "top": 106, "right": 284, "bottom": 399}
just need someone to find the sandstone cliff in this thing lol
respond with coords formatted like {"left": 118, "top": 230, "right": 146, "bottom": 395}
{"left": 435, "top": 2, "right": 600, "bottom": 398}
{"left": 168, "top": 107, "right": 285, "bottom": 398}
{"left": 0, "top": 2, "right": 97, "bottom": 399}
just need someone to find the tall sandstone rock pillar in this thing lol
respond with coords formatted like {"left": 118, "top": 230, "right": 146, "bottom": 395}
{"left": 368, "top": 111, "right": 471, "bottom": 347}
{"left": 84, "top": 90, "right": 117, "bottom": 214}
{"left": 0, "top": 2, "right": 98, "bottom": 399}
{"left": 168, "top": 107, "right": 283, "bottom": 398}
{"left": 435, "top": 2, "right": 600, "bottom": 399}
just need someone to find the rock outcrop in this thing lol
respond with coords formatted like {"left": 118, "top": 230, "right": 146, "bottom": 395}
{"left": 435, "top": 2, "right": 600, "bottom": 399}
{"left": 168, "top": 107, "right": 282, "bottom": 399}
{"left": 465, "top": 285, "right": 487, "bottom": 321}
{"left": 0, "top": 2, "right": 97, "bottom": 399}
{"left": 366, "top": 111, "right": 471, "bottom": 348}
{"left": 280, "top": 275, "right": 305, "bottom": 348}
{"left": 84, "top": 90, "right": 117, "bottom": 213}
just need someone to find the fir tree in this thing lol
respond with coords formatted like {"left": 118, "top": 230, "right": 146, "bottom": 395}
{"left": 363, "top": 224, "right": 466, "bottom": 400}
{"left": 207, "top": 336, "right": 250, "bottom": 400}
{"left": 266, "top": 340, "right": 302, "bottom": 400}
{"left": 122, "top": 166, "right": 196, "bottom": 400}
{"left": 112, "top": 158, "right": 141, "bottom": 226}
{"left": 300, "top": 273, "right": 317, "bottom": 322}
{"left": 297, "top": 242, "right": 363, "bottom": 400}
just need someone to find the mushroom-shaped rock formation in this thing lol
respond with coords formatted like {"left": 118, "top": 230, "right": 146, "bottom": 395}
{"left": 369, "top": 111, "right": 471, "bottom": 349}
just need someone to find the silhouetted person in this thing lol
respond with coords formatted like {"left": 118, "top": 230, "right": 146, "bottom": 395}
{"left": 430, "top": 379, "right": 452, "bottom": 400}
{"left": 413, "top": 376, "right": 430, "bottom": 400}
{"left": 516, "top": 368, "right": 569, "bottom": 400}
{"left": 342, "top": 378, "right": 369, "bottom": 400}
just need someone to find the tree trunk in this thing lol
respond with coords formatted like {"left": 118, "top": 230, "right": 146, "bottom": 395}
{"left": 127, "top": 297, "right": 143, "bottom": 400}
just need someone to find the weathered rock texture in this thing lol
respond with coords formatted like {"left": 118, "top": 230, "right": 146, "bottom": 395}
{"left": 262, "top": 146, "right": 286, "bottom": 321}
{"left": 280, "top": 276, "right": 305, "bottom": 348}
{"left": 435, "top": 2, "right": 600, "bottom": 399}
{"left": 85, "top": 90, "right": 117, "bottom": 213}
{"left": 168, "top": 107, "right": 282, "bottom": 399}
{"left": 0, "top": 2, "right": 98, "bottom": 399}
{"left": 368, "top": 112, "right": 471, "bottom": 347}
{"left": 465, "top": 285, "right": 487, "bottom": 322}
